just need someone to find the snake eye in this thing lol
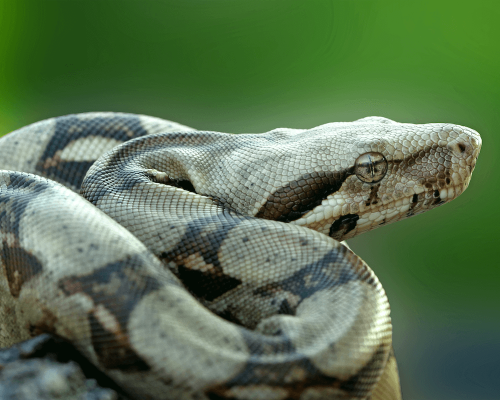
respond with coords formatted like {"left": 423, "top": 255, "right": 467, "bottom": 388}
{"left": 354, "top": 152, "right": 388, "bottom": 183}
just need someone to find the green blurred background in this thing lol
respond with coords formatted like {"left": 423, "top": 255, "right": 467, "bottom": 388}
{"left": 0, "top": 1, "right": 498, "bottom": 399}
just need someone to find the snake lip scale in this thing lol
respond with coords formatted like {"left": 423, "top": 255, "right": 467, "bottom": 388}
{"left": 0, "top": 113, "right": 481, "bottom": 400}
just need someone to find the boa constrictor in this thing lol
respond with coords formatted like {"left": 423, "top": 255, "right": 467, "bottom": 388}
{"left": 0, "top": 113, "right": 481, "bottom": 400}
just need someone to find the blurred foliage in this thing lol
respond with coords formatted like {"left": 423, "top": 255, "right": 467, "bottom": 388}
{"left": 1, "top": 1, "right": 498, "bottom": 399}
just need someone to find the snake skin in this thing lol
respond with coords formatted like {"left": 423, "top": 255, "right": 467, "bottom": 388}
{"left": 0, "top": 113, "right": 481, "bottom": 400}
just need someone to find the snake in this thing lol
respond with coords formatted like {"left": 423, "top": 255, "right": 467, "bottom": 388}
{"left": 0, "top": 112, "right": 481, "bottom": 400}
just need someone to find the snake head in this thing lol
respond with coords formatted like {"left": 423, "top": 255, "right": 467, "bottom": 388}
{"left": 285, "top": 117, "right": 482, "bottom": 240}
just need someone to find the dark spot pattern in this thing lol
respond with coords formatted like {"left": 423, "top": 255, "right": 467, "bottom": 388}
{"left": 366, "top": 184, "right": 380, "bottom": 206}
{"left": 88, "top": 313, "right": 150, "bottom": 372}
{"left": 208, "top": 332, "right": 388, "bottom": 399}
{"left": 0, "top": 173, "right": 50, "bottom": 297}
{"left": 37, "top": 114, "right": 151, "bottom": 190}
{"left": 58, "top": 254, "right": 161, "bottom": 371}
{"left": 0, "top": 173, "right": 49, "bottom": 238}
{"left": 329, "top": 214, "right": 360, "bottom": 240}
{"left": 160, "top": 213, "right": 248, "bottom": 300}
{"left": 177, "top": 265, "right": 242, "bottom": 302}
{"left": 407, "top": 193, "right": 420, "bottom": 216}
{"left": 217, "top": 309, "right": 245, "bottom": 327}
{"left": 254, "top": 249, "right": 358, "bottom": 309}
{"left": 278, "top": 299, "right": 295, "bottom": 315}
{"left": 2, "top": 243, "right": 44, "bottom": 298}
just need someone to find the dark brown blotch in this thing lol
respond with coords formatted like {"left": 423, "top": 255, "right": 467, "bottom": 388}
{"left": 217, "top": 308, "right": 245, "bottom": 326}
{"left": 366, "top": 184, "right": 380, "bottom": 207}
{"left": 329, "top": 214, "right": 359, "bottom": 240}
{"left": 256, "top": 169, "right": 354, "bottom": 223}
{"left": 278, "top": 299, "right": 295, "bottom": 315}
{"left": 2, "top": 241, "right": 43, "bottom": 298}
{"left": 432, "top": 196, "right": 443, "bottom": 205}
{"left": 57, "top": 254, "right": 161, "bottom": 371}
{"left": 177, "top": 264, "right": 242, "bottom": 302}
{"left": 407, "top": 193, "right": 420, "bottom": 216}
{"left": 159, "top": 214, "right": 244, "bottom": 288}
{"left": 37, "top": 114, "right": 153, "bottom": 190}
{"left": 88, "top": 313, "right": 150, "bottom": 372}
{"left": 207, "top": 343, "right": 390, "bottom": 399}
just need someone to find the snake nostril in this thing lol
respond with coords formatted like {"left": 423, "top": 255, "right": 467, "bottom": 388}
{"left": 448, "top": 141, "right": 468, "bottom": 157}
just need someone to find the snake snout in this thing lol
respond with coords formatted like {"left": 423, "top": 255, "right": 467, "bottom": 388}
{"left": 446, "top": 126, "right": 482, "bottom": 164}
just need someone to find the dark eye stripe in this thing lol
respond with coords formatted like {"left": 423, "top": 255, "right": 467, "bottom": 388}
{"left": 256, "top": 169, "right": 354, "bottom": 222}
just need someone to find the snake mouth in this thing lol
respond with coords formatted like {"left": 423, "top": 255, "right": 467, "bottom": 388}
{"left": 337, "top": 181, "right": 469, "bottom": 240}
{"left": 407, "top": 186, "right": 457, "bottom": 214}
{"left": 292, "top": 179, "right": 470, "bottom": 242}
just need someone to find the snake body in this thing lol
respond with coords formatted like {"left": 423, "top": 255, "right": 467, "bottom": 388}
{"left": 0, "top": 113, "right": 481, "bottom": 400}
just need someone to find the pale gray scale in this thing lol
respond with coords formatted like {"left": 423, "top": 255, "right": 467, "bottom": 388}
{"left": 0, "top": 118, "right": 57, "bottom": 174}
{"left": 0, "top": 113, "right": 482, "bottom": 400}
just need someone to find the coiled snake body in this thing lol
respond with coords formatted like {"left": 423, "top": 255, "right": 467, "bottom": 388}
{"left": 0, "top": 113, "right": 481, "bottom": 399}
